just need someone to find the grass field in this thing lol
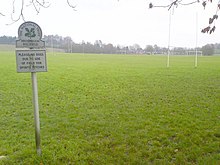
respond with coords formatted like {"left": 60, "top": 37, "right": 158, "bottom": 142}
{"left": 0, "top": 51, "right": 220, "bottom": 164}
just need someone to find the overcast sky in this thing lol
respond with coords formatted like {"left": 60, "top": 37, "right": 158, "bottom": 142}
{"left": 1, "top": 0, "right": 220, "bottom": 48}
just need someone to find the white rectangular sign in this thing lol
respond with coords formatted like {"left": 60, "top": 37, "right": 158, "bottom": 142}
{"left": 16, "top": 50, "right": 47, "bottom": 73}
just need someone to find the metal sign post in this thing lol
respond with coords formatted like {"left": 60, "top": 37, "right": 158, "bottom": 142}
{"left": 31, "top": 72, "right": 41, "bottom": 155}
{"left": 15, "top": 21, "right": 47, "bottom": 156}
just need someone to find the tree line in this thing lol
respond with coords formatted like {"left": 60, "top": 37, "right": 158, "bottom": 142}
{"left": 0, "top": 35, "right": 217, "bottom": 55}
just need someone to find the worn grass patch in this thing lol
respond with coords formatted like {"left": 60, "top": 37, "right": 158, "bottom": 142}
{"left": 0, "top": 52, "right": 220, "bottom": 164}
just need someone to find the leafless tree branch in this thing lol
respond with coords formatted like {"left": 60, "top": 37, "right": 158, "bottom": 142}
{"left": 35, "top": 0, "right": 50, "bottom": 8}
{"left": 179, "top": 0, "right": 200, "bottom": 6}
{"left": 7, "top": 0, "right": 25, "bottom": 25}
{"left": 5, "top": 0, "right": 52, "bottom": 25}
{"left": 149, "top": 0, "right": 200, "bottom": 10}
{"left": 67, "top": 0, "right": 77, "bottom": 11}
{"left": 27, "top": 0, "right": 50, "bottom": 14}
{"left": 150, "top": 0, "right": 220, "bottom": 34}
{"left": 2, "top": 0, "right": 76, "bottom": 24}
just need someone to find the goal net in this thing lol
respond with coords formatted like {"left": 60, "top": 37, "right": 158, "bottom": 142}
{"left": 186, "top": 50, "right": 203, "bottom": 56}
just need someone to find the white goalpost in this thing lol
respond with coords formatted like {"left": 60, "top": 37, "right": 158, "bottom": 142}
{"left": 167, "top": 9, "right": 200, "bottom": 68}
{"left": 167, "top": 9, "right": 172, "bottom": 68}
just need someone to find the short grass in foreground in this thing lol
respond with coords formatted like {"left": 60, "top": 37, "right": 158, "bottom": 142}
{"left": 0, "top": 52, "right": 220, "bottom": 164}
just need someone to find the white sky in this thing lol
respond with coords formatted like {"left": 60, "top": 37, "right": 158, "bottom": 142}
{"left": 0, "top": 0, "right": 220, "bottom": 48}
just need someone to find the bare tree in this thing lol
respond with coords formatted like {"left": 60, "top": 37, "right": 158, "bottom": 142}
{"left": 149, "top": 0, "right": 220, "bottom": 34}
{"left": 1, "top": 0, "right": 76, "bottom": 24}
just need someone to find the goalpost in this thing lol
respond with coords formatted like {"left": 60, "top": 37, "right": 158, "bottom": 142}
{"left": 186, "top": 50, "right": 203, "bottom": 56}
{"left": 167, "top": 10, "right": 200, "bottom": 68}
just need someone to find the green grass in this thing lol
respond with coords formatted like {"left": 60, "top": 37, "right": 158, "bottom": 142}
{"left": 0, "top": 52, "right": 220, "bottom": 164}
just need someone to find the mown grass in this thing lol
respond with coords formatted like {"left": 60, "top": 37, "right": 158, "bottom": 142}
{"left": 0, "top": 52, "right": 220, "bottom": 164}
